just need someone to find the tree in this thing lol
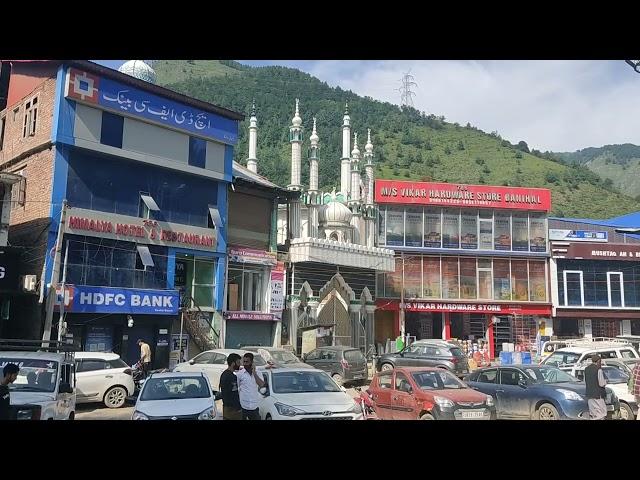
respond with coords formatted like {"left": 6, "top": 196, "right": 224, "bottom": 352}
{"left": 545, "top": 172, "right": 560, "bottom": 184}
{"left": 457, "top": 140, "right": 465, "bottom": 151}
{"left": 514, "top": 151, "right": 523, "bottom": 159}
{"left": 516, "top": 141, "right": 530, "bottom": 153}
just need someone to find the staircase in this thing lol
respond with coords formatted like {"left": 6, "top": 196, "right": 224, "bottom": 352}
{"left": 180, "top": 295, "right": 220, "bottom": 352}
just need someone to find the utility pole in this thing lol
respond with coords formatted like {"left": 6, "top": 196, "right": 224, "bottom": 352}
{"left": 42, "top": 200, "right": 67, "bottom": 345}
{"left": 56, "top": 241, "right": 69, "bottom": 342}
{"left": 400, "top": 252, "right": 406, "bottom": 341}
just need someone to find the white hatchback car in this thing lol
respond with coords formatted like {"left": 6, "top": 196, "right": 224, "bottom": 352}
{"left": 573, "top": 364, "right": 638, "bottom": 420}
{"left": 173, "top": 349, "right": 267, "bottom": 391}
{"left": 258, "top": 367, "right": 363, "bottom": 420}
{"left": 132, "top": 372, "right": 219, "bottom": 420}
{"left": 75, "top": 352, "right": 136, "bottom": 409}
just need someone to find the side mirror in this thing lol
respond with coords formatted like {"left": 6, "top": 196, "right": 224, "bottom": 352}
{"left": 518, "top": 380, "right": 528, "bottom": 389}
{"left": 399, "top": 352, "right": 405, "bottom": 357}
{"left": 189, "top": 360, "right": 195, "bottom": 365}
{"left": 259, "top": 386, "right": 269, "bottom": 397}
{"left": 59, "top": 383, "right": 73, "bottom": 394}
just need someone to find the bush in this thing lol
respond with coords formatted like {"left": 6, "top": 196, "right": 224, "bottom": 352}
{"left": 444, "top": 146, "right": 452, "bottom": 155}
{"left": 457, "top": 140, "right": 465, "bottom": 150}
{"left": 514, "top": 151, "right": 523, "bottom": 159}
{"left": 482, "top": 165, "right": 491, "bottom": 174}
{"left": 545, "top": 172, "right": 560, "bottom": 184}
{"left": 475, "top": 157, "right": 485, "bottom": 165}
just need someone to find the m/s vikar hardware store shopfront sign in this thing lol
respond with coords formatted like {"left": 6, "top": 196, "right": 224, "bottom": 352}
{"left": 390, "top": 300, "right": 552, "bottom": 316}
{"left": 65, "top": 208, "right": 217, "bottom": 250}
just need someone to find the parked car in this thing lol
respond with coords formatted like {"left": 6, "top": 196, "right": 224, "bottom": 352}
{"left": 616, "top": 335, "right": 640, "bottom": 353}
{"left": 465, "top": 365, "right": 620, "bottom": 420}
{"left": 573, "top": 364, "right": 638, "bottom": 420}
{"left": 0, "top": 350, "right": 76, "bottom": 420}
{"left": 74, "top": 352, "right": 136, "bottom": 408}
{"left": 368, "top": 367, "right": 495, "bottom": 420}
{"left": 303, "top": 346, "right": 368, "bottom": 386}
{"left": 541, "top": 343, "right": 639, "bottom": 375}
{"left": 601, "top": 357, "right": 640, "bottom": 376}
{"left": 375, "top": 340, "right": 469, "bottom": 377}
{"left": 258, "top": 367, "right": 362, "bottom": 420}
{"left": 132, "top": 372, "right": 219, "bottom": 420}
{"left": 243, "top": 346, "right": 310, "bottom": 369}
{"left": 173, "top": 349, "right": 266, "bottom": 391}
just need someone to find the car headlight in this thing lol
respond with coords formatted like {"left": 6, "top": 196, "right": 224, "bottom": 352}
{"left": 198, "top": 407, "right": 217, "bottom": 420}
{"left": 347, "top": 401, "right": 363, "bottom": 414}
{"left": 557, "top": 389, "right": 584, "bottom": 401}
{"left": 274, "top": 402, "right": 305, "bottom": 416}
{"left": 132, "top": 411, "right": 149, "bottom": 420}
{"left": 434, "top": 396, "right": 455, "bottom": 409}
{"left": 485, "top": 395, "right": 495, "bottom": 407}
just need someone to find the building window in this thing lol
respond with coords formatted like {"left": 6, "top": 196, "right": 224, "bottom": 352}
{"left": 442, "top": 210, "right": 460, "bottom": 248}
{"left": 494, "top": 212, "right": 511, "bottom": 251}
{"left": 563, "top": 271, "right": 584, "bottom": 306}
{"left": 22, "top": 97, "right": 38, "bottom": 137}
{"left": 478, "top": 258, "right": 493, "bottom": 299}
{"left": 511, "top": 259, "right": 529, "bottom": 301}
{"left": 460, "top": 210, "right": 478, "bottom": 249}
{"left": 193, "top": 258, "right": 216, "bottom": 307}
{"left": 442, "top": 257, "right": 459, "bottom": 299}
{"left": 405, "top": 207, "right": 423, "bottom": 247}
{"left": 11, "top": 171, "right": 26, "bottom": 210}
{"left": 459, "top": 258, "right": 477, "bottom": 299}
{"left": 12, "top": 107, "right": 19, "bottom": 122}
{"left": 423, "top": 257, "right": 441, "bottom": 298}
{"left": 100, "top": 111, "right": 124, "bottom": 148}
{"left": 0, "top": 116, "right": 6, "bottom": 150}
{"left": 479, "top": 210, "right": 493, "bottom": 250}
{"left": 188, "top": 136, "right": 206, "bottom": 168}
{"left": 608, "top": 272, "right": 624, "bottom": 307}
{"left": 424, "top": 208, "right": 441, "bottom": 248}
{"left": 528, "top": 261, "right": 547, "bottom": 302}
{"left": 385, "top": 207, "right": 404, "bottom": 246}
{"left": 493, "top": 259, "right": 511, "bottom": 301}
{"left": 404, "top": 256, "right": 422, "bottom": 298}
{"left": 139, "top": 192, "right": 160, "bottom": 219}
{"left": 227, "top": 262, "right": 265, "bottom": 311}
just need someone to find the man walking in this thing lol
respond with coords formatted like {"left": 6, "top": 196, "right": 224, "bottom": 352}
{"left": 137, "top": 339, "right": 152, "bottom": 378}
{"left": 584, "top": 355, "right": 607, "bottom": 420}
{"left": 630, "top": 361, "right": 640, "bottom": 420}
{"left": 1, "top": 363, "right": 20, "bottom": 420}
{"left": 237, "top": 352, "right": 266, "bottom": 420}
{"left": 219, "top": 353, "right": 242, "bottom": 420}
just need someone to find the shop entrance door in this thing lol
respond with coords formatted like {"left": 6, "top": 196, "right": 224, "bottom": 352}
{"left": 125, "top": 326, "right": 154, "bottom": 367}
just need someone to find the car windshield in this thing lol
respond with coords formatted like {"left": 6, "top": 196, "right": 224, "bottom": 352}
{"left": 602, "top": 367, "right": 629, "bottom": 384}
{"left": 140, "top": 377, "right": 211, "bottom": 401}
{"left": 1, "top": 358, "right": 59, "bottom": 393}
{"left": 252, "top": 355, "right": 267, "bottom": 366}
{"left": 523, "top": 367, "right": 578, "bottom": 384}
{"left": 449, "top": 347, "right": 465, "bottom": 357}
{"left": 271, "top": 371, "right": 341, "bottom": 393}
{"left": 268, "top": 351, "right": 300, "bottom": 364}
{"left": 543, "top": 351, "right": 581, "bottom": 367}
{"left": 412, "top": 370, "right": 467, "bottom": 390}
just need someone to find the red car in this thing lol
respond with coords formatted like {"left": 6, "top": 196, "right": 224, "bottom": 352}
{"left": 368, "top": 367, "right": 497, "bottom": 420}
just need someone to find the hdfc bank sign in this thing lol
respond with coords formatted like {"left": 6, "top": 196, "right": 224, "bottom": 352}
{"left": 65, "top": 207, "right": 217, "bottom": 251}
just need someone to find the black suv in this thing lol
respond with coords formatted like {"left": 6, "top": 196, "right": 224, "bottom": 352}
{"left": 375, "top": 340, "right": 469, "bottom": 377}
{"left": 303, "top": 346, "right": 368, "bottom": 386}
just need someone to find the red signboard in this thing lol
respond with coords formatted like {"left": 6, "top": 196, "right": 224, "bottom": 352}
{"left": 375, "top": 180, "right": 551, "bottom": 212}
{"left": 376, "top": 299, "right": 551, "bottom": 316}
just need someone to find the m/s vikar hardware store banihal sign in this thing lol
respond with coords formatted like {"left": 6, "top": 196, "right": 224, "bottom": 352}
{"left": 64, "top": 208, "right": 217, "bottom": 251}
{"left": 58, "top": 286, "right": 179, "bottom": 315}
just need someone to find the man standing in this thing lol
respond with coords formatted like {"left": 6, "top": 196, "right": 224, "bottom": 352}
{"left": 237, "top": 352, "right": 265, "bottom": 420}
{"left": 584, "top": 355, "right": 607, "bottom": 420}
{"left": 219, "top": 353, "right": 242, "bottom": 420}
{"left": 630, "top": 361, "right": 640, "bottom": 420}
{"left": 137, "top": 339, "right": 152, "bottom": 378}
{"left": 1, "top": 363, "right": 20, "bottom": 420}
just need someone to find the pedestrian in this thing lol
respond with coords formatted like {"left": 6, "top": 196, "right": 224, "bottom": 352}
{"left": 584, "top": 354, "right": 607, "bottom": 420}
{"left": 1, "top": 363, "right": 20, "bottom": 420}
{"left": 219, "top": 353, "right": 242, "bottom": 420}
{"left": 630, "top": 361, "right": 640, "bottom": 420}
{"left": 395, "top": 334, "right": 405, "bottom": 352}
{"left": 137, "top": 339, "right": 152, "bottom": 378}
{"left": 237, "top": 352, "right": 266, "bottom": 420}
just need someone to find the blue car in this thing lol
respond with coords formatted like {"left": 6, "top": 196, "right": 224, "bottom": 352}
{"left": 465, "top": 365, "right": 620, "bottom": 420}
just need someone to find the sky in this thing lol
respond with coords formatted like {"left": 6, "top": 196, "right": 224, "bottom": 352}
{"left": 96, "top": 60, "right": 640, "bottom": 153}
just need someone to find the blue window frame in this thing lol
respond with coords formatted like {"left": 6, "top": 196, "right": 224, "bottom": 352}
{"left": 188, "top": 136, "right": 206, "bottom": 168}
{"left": 100, "top": 112, "right": 124, "bottom": 148}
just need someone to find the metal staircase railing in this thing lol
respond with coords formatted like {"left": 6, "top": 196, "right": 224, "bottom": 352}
{"left": 179, "top": 295, "right": 220, "bottom": 352}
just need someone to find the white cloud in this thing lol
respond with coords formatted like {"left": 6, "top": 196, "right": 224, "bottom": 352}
{"left": 294, "top": 60, "right": 640, "bottom": 152}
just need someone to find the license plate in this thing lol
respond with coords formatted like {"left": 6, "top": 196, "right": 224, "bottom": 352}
{"left": 461, "top": 410, "right": 485, "bottom": 419}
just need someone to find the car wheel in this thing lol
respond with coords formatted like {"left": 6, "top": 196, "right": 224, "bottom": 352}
{"left": 536, "top": 403, "right": 560, "bottom": 420}
{"left": 420, "top": 413, "right": 435, "bottom": 420}
{"left": 265, "top": 414, "right": 272, "bottom": 420}
{"left": 68, "top": 412, "right": 75, "bottom": 421}
{"left": 620, "top": 402, "right": 634, "bottom": 421}
{"left": 380, "top": 363, "right": 394, "bottom": 372}
{"left": 104, "top": 386, "right": 127, "bottom": 409}
{"left": 332, "top": 373, "right": 344, "bottom": 387}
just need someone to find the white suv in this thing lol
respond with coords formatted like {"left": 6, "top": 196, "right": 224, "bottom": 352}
{"left": 541, "top": 343, "right": 639, "bottom": 375}
{"left": 75, "top": 352, "right": 136, "bottom": 408}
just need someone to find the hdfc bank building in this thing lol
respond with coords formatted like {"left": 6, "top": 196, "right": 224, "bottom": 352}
{"left": 374, "top": 180, "right": 553, "bottom": 358}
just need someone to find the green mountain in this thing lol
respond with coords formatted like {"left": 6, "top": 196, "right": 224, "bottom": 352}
{"left": 154, "top": 60, "right": 640, "bottom": 219}
{"left": 555, "top": 144, "right": 640, "bottom": 199}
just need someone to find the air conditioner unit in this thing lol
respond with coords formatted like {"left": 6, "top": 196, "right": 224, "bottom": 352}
{"left": 21, "top": 275, "right": 37, "bottom": 292}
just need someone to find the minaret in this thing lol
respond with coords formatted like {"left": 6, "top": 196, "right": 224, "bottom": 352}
{"left": 246, "top": 99, "right": 258, "bottom": 173}
{"left": 340, "top": 102, "right": 351, "bottom": 198}
{"left": 287, "top": 99, "right": 304, "bottom": 240}
{"left": 307, "top": 118, "right": 320, "bottom": 238}
{"left": 348, "top": 132, "right": 362, "bottom": 244}
{"left": 364, "top": 129, "right": 376, "bottom": 247}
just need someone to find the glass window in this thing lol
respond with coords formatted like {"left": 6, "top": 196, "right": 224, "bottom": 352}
{"left": 194, "top": 258, "right": 215, "bottom": 308}
{"left": 109, "top": 359, "right": 129, "bottom": 369}
{"left": 378, "top": 208, "right": 386, "bottom": 245}
{"left": 404, "top": 256, "right": 422, "bottom": 298}
{"left": 529, "top": 261, "right": 547, "bottom": 302}
{"left": 188, "top": 136, "right": 207, "bottom": 168}
{"left": 271, "top": 370, "right": 340, "bottom": 393}
{"left": 385, "top": 208, "right": 404, "bottom": 247}
{"left": 384, "top": 257, "right": 403, "bottom": 298}
{"left": 478, "top": 268, "right": 493, "bottom": 300}
{"left": 602, "top": 367, "right": 629, "bottom": 384}
{"left": 2, "top": 358, "right": 58, "bottom": 393}
{"left": 460, "top": 210, "right": 478, "bottom": 249}
{"left": 529, "top": 214, "right": 547, "bottom": 252}
{"left": 494, "top": 212, "right": 511, "bottom": 251}
{"left": 77, "top": 360, "right": 107, "bottom": 372}
{"left": 394, "top": 372, "right": 411, "bottom": 392}
{"left": 305, "top": 350, "right": 320, "bottom": 361}
{"left": 475, "top": 369, "right": 497, "bottom": 384}
{"left": 609, "top": 273, "right": 624, "bottom": 308}
{"left": 376, "top": 273, "right": 386, "bottom": 298}
{"left": 141, "top": 376, "right": 211, "bottom": 400}
{"left": 511, "top": 260, "right": 528, "bottom": 301}
{"left": 583, "top": 267, "right": 608, "bottom": 307}
{"left": 500, "top": 368, "right": 526, "bottom": 386}
{"left": 442, "top": 257, "right": 459, "bottom": 299}
{"left": 460, "top": 258, "right": 477, "bottom": 299}
{"left": 193, "top": 352, "right": 215, "bottom": 364}
{"left": 405, "top": 207, "right": 423, "bottom": 247}
{"left": 100, "top": 111, "right": 124, "bottom": 148}
{"left": 442, "top": 210, "right": 460, "bottom": 249}
{"left": 211, "top": 353, "right": 227, "bottom": 365}
{"left": 493, "top": 259, "right": 511, "bottom": 301}
{"left": 564, "top": 272, "right": 583, "bottom": 306}
{"left": 479, "top": 216, "right": 493, "bottom": 250}
{"left": 423, "top": 257, "right": 441, "bottom": 298}
{"left": 620, "top": 350, "right": 636, "bottom": 359}
{"left": 423, "top": 208, "right": 441, "bottom": 248}
{"left": 377, "top": 373, "right": 392, "bottom": 389}
{"left": 512, "top": 214, "right": 529, "bottom": 252}
{"left": 344, "top": 350, "right": 365, "bottom": 362}
{"left": 543, "top": 351, "right": 581, "bottom": 367}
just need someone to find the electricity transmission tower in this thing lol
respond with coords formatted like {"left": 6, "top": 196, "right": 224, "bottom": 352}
{"left": 397, "top": 70, "right": 418, "bottom": 107}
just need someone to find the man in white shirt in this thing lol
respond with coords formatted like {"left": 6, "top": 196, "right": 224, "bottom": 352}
{"left": 237, "top": 352, "right": 266, "bottom": 420}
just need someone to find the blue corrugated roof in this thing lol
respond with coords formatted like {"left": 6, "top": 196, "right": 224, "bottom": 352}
{"left": 549, "top": 212, "right": 640, "bottom": 240}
